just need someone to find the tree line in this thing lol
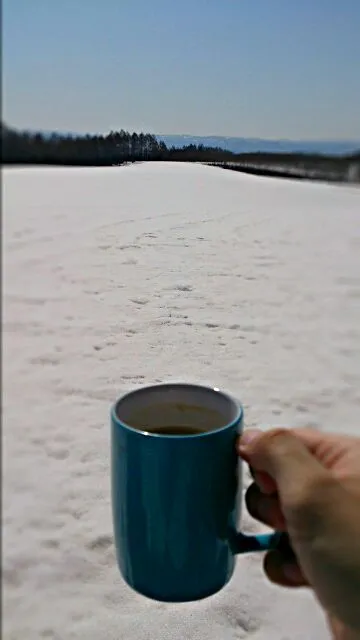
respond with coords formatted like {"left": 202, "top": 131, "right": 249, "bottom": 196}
{"left": 1, "top": 123, "right": 167, "bottom": 165}
{"left": 1, "top": 123, "right": 232, "bottom": 165}
{"left": 1, "top": 122, "right": 359, "bottom": 182}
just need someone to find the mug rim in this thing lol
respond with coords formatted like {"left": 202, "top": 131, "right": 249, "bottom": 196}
{"left": 111, "top": 382, "right": 243, "bottom": 439}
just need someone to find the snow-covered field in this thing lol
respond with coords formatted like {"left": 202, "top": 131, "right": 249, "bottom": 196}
{"left": 3, "top": 163, "right": 360, "bottom": 639}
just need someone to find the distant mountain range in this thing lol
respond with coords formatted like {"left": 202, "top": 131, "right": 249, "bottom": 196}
{"left": 156, "top": 134, "right": 360, "bottom": 156}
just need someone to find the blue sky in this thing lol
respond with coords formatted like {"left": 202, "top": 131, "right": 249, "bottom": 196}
{"left": 3, "top": 0, "right": 360, "bottom": 139}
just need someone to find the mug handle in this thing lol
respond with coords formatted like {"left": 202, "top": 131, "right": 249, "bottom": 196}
{"left": 234, "top": 531, "right": 293, "bottom": 555}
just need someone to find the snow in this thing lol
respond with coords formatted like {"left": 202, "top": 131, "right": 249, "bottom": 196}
{"left": 3, "top": 162, "right": 360, "bottom": 639}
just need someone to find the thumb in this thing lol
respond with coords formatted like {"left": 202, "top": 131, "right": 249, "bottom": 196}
{"left": 239, "top": 428, "right": 329, "bottom": 514}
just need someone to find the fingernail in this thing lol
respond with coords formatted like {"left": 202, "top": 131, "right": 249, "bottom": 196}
{"left": 239, "top": 429, "right": 260, "bottom": 448}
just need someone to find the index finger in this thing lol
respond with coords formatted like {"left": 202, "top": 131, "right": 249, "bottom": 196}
{"left": 249, "top": 466, "right": 277, "bottom": 495}
{"left": 239, "top": 430, "right": 277, "bottom": 494}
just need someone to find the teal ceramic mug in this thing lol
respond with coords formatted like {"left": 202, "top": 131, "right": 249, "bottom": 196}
{"left": 111, "top": 383, "right": 290, "bottom": 602}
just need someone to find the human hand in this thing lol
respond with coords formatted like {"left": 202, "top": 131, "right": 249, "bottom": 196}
{"left": 238, "top": 428, "right": 360, "bottom": 637}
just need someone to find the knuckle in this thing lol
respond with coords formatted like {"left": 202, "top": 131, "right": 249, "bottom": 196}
{"left": 264, "top": 427, "right": 291, "bottom": 445}
{"left": 261, "top": 428, "right": 295, "bottom": 456}
{"left": 286, "top": 473, "right": 334, "bottom": 529}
